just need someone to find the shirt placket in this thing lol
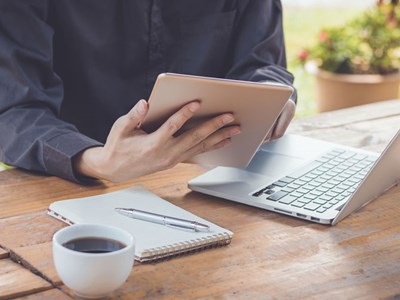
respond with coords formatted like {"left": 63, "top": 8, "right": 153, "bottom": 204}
{"left": 147, "top": 0, "right": 165, "bottom": 95}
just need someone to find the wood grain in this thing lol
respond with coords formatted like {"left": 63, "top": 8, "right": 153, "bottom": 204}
{"left": 0, "top": 163, "right": 207, "bottom": 219}
{"left": 0, "top": 259, "right": 52, "bottom": 299}
{"left": 17, "top": 289, "right": 71, "bottom": 300}
{"left": 10, "top": 241, "right": 61, "bottom": 286}
{"left": 289, "top": 99, "right": 400, "bottom": 131}
{"left": 289, "top": 99, "right": 400, "bottom": 152}
{"left": 0, "top": 248, "right": 7, "bottom": 259}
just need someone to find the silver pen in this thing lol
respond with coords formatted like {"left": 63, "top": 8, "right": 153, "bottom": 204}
{"left": 115, "top": 208, "right": 210, "bottom": 232}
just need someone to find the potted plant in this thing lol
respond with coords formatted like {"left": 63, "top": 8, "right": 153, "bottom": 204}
{"left": 298, "top": 0, "right": 400, "bottom": 112}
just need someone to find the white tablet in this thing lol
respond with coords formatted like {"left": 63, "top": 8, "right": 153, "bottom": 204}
{"left": 141, "top": 73, "right": 293, "bottom": 168}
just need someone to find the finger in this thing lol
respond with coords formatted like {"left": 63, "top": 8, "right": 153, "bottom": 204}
{"left": 183, "top": 125, "right": 241, "bottom": 159}
{"left": 155, "top": 101, "right": 200, "bottom": 138}
{"left": 177, "top": 113, "right": 236, "bottom": 151}
{"left": 271, "top": 99, "right": 296, "bottom": 140}
{"left": 182, "top": 138, "right": 233, "bottom": 162}
{"left": 117, "top": 99, "right": 148, "bottom": 136}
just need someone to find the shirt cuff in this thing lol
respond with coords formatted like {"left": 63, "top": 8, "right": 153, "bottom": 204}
{"left": 43, "top": 132, "right": 103, "bottom": 183}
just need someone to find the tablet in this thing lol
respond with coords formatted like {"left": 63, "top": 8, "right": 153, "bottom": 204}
{"left": 141, "top": 73, "right": 293, "bottom": 168}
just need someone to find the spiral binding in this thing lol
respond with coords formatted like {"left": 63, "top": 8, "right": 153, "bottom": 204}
{"left": 138, "top": 232, "right": 232, "bottom": 262}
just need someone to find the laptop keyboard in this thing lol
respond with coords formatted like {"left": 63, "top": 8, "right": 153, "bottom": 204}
{"left": 251, "top": 148, "right": 378, "bottom": 214}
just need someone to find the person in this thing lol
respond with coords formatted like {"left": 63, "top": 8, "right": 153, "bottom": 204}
{"left": 0, "top": 0, "right": 296, "bottom": 183}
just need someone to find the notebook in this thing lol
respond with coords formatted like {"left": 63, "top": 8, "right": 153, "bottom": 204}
{"left": 189, "top": 129, "right": 400, "bottom": 225}
{"left": 48, "top": 185, "right": 233, "bottom": 262}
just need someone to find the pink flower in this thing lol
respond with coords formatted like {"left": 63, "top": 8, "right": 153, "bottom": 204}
{"left": 318, "top": 31, "right": 329, "bottom": 42}
{"left": 297, "top": 50, "right": 309, "bottom": 62}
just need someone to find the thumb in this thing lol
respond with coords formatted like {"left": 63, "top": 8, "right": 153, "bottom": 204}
{"left": 120, "top": 99, "right": 148, "bottom": 135}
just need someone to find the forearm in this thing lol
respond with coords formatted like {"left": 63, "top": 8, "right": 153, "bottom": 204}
{"left": 73, "top": 146, "right": 105, "bottom": 181}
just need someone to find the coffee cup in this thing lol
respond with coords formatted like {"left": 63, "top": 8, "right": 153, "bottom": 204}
{"left": 53, "top": 224, "right": 135, "bottom": 298}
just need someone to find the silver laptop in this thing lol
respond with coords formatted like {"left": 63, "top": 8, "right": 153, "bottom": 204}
{"left": 188, "top": 130, "right": 400, "bottom": 225}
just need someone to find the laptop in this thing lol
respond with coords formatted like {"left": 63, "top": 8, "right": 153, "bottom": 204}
{"left": 188, "top": 130, "right": 400, "bottom": 225}
{"left": 141, "top": 73, "right": 293, "bottom": 168}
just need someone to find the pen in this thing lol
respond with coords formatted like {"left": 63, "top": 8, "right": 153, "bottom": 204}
{"left": 114, "top": 208, "right": 210, "bottom": 232}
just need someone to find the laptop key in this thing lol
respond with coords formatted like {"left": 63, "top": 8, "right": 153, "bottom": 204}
{"left": 304, "top": 202, "right": 321, "bottom": 211}
{"left": 325, "top": 191, "right": 340, "bottom": 198}
{"left": 315, "top": 186, "right": 329, "bottom": 193}
{"left": 296, "top": 197, "right": 312, "bottom": 204}
{"left": 290, "top": 191, "right": 305, "bottom": 198}
{"left": 313, "top": 198, "right": 327, "bottom": 205}
{"left": 304, "top": 193, "right": 318, "bottom": 200}
{"left": 309, "top": 190, "right": 324, "bottom": 196}
{"left": 287, "top": 182, "right": 302, "bottom": 189}
{"left": 273, "top": 180, "right": 288, "bottom": 187}
{"left": 281, "top": 187, "right": 296, "bottom": 193}
{"left": 291, "top": 201, "right": 306, "bottom": 208}
{"left": 267, "top": 191, "right": 287, "bottom": 201}
{"left": 263, "top": 189, "right": 275, "bottom": 195}
{"left": 252, "top": 185, "right": 275, "bottom": 197}
{"left": 308, "top": 180, "right": 321, "bottom": 187}
{"left": 302, "top": 184, "right": 315, "bottom": 191}
{"left": 296, "top": 187, "right": 310, "bottom": 194}
{"left": 279, "top": 195, "right": 297, "bottom": 204}
{"left": 339, "top": 151, "right": 356, "bottom": 159}
{"left": 252, "top": 190, "right": 263, "bottom": 197}
{"left": 279, "top": 176, "right": 296, "bottom": 184}
{"left": 319, "top": 194, "right": 333, "bottom": 201}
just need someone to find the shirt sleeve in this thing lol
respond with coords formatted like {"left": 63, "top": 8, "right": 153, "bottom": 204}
{"left": 226, "top": 0, "right": 297, "bottom": 102}
{"left": 0, "top": 1, "right": 102, "bottom": 183}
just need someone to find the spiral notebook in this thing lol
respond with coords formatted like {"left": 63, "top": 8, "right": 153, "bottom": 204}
{"left": 47, "top": 185, "right": 233, "bottom": 262}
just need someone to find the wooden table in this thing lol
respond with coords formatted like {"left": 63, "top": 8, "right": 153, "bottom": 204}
{"left": 1, "top": 99, "right": 400, "bottom": 299}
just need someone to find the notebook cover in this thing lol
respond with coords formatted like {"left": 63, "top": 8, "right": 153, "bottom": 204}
{"left": 47, "top": 185, "right": 233, "bottom": 262}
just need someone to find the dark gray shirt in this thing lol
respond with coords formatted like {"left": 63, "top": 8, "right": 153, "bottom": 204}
{"left": 0, "top": 0, "right": 295, "bottom": 182}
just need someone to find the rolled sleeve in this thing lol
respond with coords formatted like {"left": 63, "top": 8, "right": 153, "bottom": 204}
{"left": 43, "top": 132, "right": 102, "bottom": 183}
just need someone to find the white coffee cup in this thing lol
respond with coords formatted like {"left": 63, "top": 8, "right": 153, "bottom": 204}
{"left": 53, "top": 224, "right": 135, "bottom": 298}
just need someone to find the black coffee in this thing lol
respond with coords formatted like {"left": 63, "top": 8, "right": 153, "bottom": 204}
{"left": 62, "top": 237, "right": 126, "bottom": 254}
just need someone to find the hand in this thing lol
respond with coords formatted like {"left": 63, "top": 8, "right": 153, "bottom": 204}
{"left": 265, "top": 99, "right": 296, "bottom": 142}
{"left": 74, "top": 99, "right": 241, "bottom": 182}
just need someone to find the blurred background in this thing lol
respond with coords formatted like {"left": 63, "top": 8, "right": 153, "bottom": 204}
{"left": 282, "top": 0, "right": 378, "bottom": 117}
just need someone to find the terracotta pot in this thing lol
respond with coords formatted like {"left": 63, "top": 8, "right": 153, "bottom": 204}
{"left": 315, "top": 69, "right": 400, "bottom": 112}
